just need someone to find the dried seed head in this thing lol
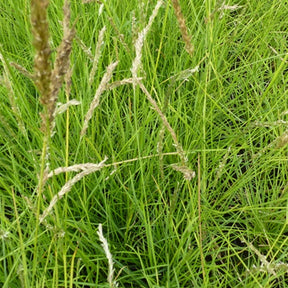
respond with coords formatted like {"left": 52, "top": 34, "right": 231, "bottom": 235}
{"left": 81, "top": 61, "right": 119, "bottom": 137}
{"left": 171, "top": 0, "right": 194, "bottom": 56}
{"left": 31, "top": 0, "right": 52, "bottom": 104}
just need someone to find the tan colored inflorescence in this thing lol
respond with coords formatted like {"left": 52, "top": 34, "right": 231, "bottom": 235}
{"left": 171, "top": 0, "right": 194, "bottom": 57}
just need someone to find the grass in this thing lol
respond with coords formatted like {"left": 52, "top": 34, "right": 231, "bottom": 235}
{"left": 0, "top": 0, "right": 288, "bottom": 287}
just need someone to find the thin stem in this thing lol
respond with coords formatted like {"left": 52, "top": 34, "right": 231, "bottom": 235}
{"left": 198, "top": 154, "right": 206, "bottom": 281}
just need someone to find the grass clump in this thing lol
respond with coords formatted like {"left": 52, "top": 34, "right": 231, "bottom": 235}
{"left": 0, "top": 0, "right": 288, "bottom": 287}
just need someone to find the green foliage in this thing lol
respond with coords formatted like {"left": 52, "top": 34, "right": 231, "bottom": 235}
{"left": 0, "top": 0, "right": 288, "bottom": 286}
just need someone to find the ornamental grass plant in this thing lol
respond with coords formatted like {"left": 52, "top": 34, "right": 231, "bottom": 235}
{"left": 0, "top": 0, "right": 288, "bottom": 287}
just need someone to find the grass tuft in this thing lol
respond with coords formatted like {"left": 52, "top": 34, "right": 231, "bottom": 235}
{"left": 0, "top": 0, "right": 288, "bottom": 287}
